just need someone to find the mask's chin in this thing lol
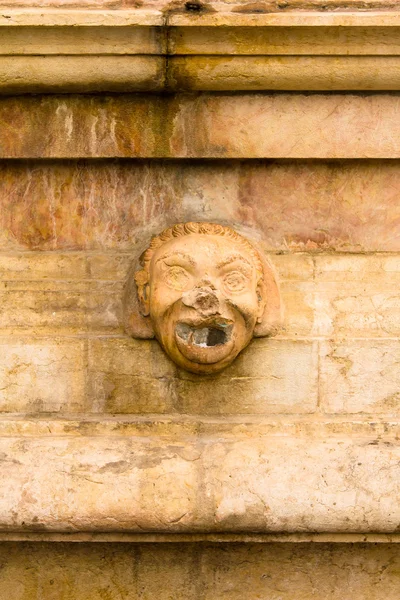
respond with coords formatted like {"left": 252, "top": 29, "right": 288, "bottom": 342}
{"left": 174, "top": 321, "right": 235, "bottom": 365}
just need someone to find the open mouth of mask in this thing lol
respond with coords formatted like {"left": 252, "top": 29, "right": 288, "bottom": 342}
{"left": 175, "top": 323, "right": 233, "bottom": 348}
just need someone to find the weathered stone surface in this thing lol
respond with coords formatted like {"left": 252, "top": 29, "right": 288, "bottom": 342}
{"left": 3, "top": 95, "right": 400, "bottom": 158}
{"left": 0, "top": 26, "right": 164, "bottom": 54}
{"left": 320, "top": 340, "right": 400, "bottom": 414}
{"left": 88, "top": 338, "right": 318, "bottom": 414}
{"left": 0, "top": 433, "right": 398, "bottom": 532}
{"left": 1, "top": 161, "right": 400, "bottom": 252}
{"left": 169, "top": 56, "right": 400, "bottom": 91}
{"left": 168, "top": 94, "right": 400, "bottom": 158}
{"left": 0, "top": 284, "right": 88, "bottom": 335}
{"left": 0, "top": 253, "right": 87, "bottom": 280}
{"left": 170, "top": 25, "right": 400, "bottom": 56}
{"left": 0, "top": 542, "right": 399, "bottom": 600}
{"left": 199, "top": 543, "right": 400, "bottom": 600}
{"left": 4, "top": 12, "right": 400, "bottom": 93}
{"left": 2, "top": 252, "right": 400, "bottom": 339}
{"left": 0, "top": 339, "right": 85, "bottom": 413}
{"left": 0, "top": 249, "right": 398, "bottom": 414}
{"left": 0, "top": 56, "right": 164, "bottom": 94}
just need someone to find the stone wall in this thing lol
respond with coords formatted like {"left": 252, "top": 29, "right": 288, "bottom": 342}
{"left": 0, "top": 4, "right": 400, "bottom": 598}
{"left": 1, "top": 542, "right": 400, "bottom": 599}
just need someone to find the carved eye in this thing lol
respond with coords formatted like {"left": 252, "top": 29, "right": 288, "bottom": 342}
{"left": 164, "top": 266, "right": 191, "bottom": 291}
{"left": 223, "top": 270, "right": 248, "bottom": 293}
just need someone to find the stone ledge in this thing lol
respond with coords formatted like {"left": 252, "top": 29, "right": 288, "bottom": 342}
{"left": 0, "top": 426, "right": 399, "bottom": 534}
{"left": 3, "top": 10, "right": 400, "bottom": 91}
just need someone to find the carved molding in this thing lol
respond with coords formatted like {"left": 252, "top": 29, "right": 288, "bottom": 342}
{"left": 2, "top": 9, "right": 400, "bottom": 91}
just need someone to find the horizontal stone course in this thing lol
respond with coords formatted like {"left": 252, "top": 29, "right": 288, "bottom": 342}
{"left": 1, "top": 276, "right": 400, "bottom": 339}
{"left": 0, "top": 433, "right": 399, "bottom": 533}
{"left": 169, "top": 56, "right": 400, "bottom": 91}
{"left": 0, "top": 541, "right": 398, "bottom": 600}
{"left": 0, "top": 332, "right": 397, "bottom": 416}
{"left": 0, "top": 56, "right": 165, "bottom": 94}
{"left": 2, "top": 252, "right": 400, "bottom": 339}
{"left": 169, "top": 25, "right": 400, "bottom": 56}
{"left": 3, "top": 95, "right": 400, "bottom": 158}
{"left": 0, "top": 249, "right": 397, "bottom": 414}
{"left": 1, "top": 160, "right": 399, "bottom": 252}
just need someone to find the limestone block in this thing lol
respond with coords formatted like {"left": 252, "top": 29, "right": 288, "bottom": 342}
{"left": 88, "top": 338, "right": 176, "bottom": 413}
{"left": 0, "top": 436, "right": 198, "bottom": 531}
{"left": 88, "top": 253, "right": 132, "bottom": 281}
{"left": 0, "top": 283, "right": 88, "bottom": 334}
{"left": 282, "top": 282, "right": 400, "bottom": 338}
{"left": 88, "top": 281, "right": 124, "bottom": 334}
{"left": 277, "top": 255, "right": 400, "bottom": 338}
{"left": 135, "top": 543, "right": 199, "bottom": 600}
{"left": 317, "top": 285, "right": 400, "bottom": 337}
{"left": 201, "top": 436, "right": 400, "bottom": 532}
{"left": 88, "top": 338, "right": 318, "bottom": 414}
{"left": 316, "top": 254, "right": 400, "bottom": 283}
{"left": 0, "top": 432, "right": 398, "bottom": 532}
{"left": 320, "top": 340, "right": 400, "bottom": 414}
{"left": 0, "top": 339, "right": 85, "bottom": 412}
{"left": 174, "top": 340, "right": 318, "bottom": 414}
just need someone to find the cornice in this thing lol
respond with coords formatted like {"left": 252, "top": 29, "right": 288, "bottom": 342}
{"left": 2, "top": 9, "right": 400, "bottom": 92}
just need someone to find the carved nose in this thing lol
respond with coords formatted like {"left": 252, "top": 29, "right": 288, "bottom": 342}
{"left": 181, "top": 286, "right": 220, "bottom": 316}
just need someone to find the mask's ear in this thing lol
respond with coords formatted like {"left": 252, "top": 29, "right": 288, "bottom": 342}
{"left": 123, "top": 263, "right": 155, "bottom": 339}
{"left": 253, "top": 255, "right": 283, "bottom": 338}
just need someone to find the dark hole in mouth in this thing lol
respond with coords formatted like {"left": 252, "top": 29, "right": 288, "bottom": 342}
{"left": 207, "top": 328, "right": 226, "bottom": 346}
{"left": 176, "top": 324, "right": 231, "bottom": 347}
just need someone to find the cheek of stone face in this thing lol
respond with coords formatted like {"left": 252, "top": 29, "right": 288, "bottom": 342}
{"left": 226, "top": 292, "right": 259, "bottom": 327}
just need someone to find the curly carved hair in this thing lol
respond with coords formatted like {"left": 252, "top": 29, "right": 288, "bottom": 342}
{"left": 135, "top": 222, "right": 264, "bottom": 288}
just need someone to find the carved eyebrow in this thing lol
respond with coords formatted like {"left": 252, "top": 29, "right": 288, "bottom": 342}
{"left": 156, "top": 251, "right": 196, "bottom": 266}
{"left": 216, "top": 254, "right": 253, "bottom": 269}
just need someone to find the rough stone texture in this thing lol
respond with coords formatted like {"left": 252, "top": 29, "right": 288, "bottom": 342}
{"left": 0, "top": 56, "right": 165, "bottom": 94}
{"left": 320, "top": 340, "right": 400, "bottom": 414}
{"left": 0, "top": 6, "right": 400, "bottom": 598}
{"left": 0, "top": 339, "right": 86, "bottom": 412}
{"left": 88, "top": 338, "right": 318, "bottom": 414}
{"left": 0, "top": 431, "right": 398, "bottom": 532}
{"left": 4, "top": 95, "right": 400, "bottom": 158}
{"left": 1, "top": 161, "right": 399, "bottom": 252}
{"left": 0, "top": 542, "right": 398, "bottom": 599}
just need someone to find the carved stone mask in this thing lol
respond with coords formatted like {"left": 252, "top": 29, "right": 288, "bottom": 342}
{"left": 124, "top": 223, "right": 282, "bottom": 374}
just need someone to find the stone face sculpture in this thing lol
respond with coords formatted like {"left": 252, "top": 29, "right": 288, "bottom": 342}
{"left": 124, "top": 223, "right": 282, "bottom": 374}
